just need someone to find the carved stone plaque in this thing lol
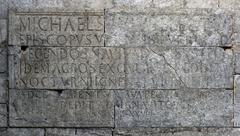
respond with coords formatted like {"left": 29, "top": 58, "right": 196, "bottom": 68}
{"left": 9, "top": 11, "right": 104, "bottom": 47}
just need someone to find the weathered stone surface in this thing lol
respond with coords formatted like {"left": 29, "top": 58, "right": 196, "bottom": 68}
{"left": 106, "top": 11, "right": 232, "bottom": 47}
{"left": 0, "top": 104, "right": 7, "bottom": 127}
{"left": 0, "top": 19, "right": 7, "bottom": 44}
{"left": 9, "top": 89, "right": 114, "bottom": 127}
{"left": 126, "top": 47, "right": 233, "bottom": 89}
{"left": 111, "top": 0, "right": 152, "bottom": 11}
{"left": 0, "top": 74, "right": 7, "bottom": 103}
{"left": 9, "top": 46, "right": 125, "bottom": 89}
{"left": 233, "top": 12, "right": 240, "bottom": 45}
{"left": 36, "top": 0, "right": 112, "bottom": 10}
{"left": 0, "top": 47, "right": 7, "bottom": 73}
{"left": 0, "top": 128, "right": 44, "bottom": 136}
{"left": 9, "top": 11, "right": 104, "bottom": 46}
{"left": 0, "top": 0, "right": 8, "bottom": 19}
{"left": 9, "top": 0, "right": 112, "bottom": 11}
{"left": 185, "top": 0, "right": 218, "bottom": 8}
{"left": 114, "top": 128, "right": 240, "bottom": 136}
{"left": 46, "top": 128, "right": 112, "bottom": 136}
{"left": 0, "top": 19, "right": 7, "bottom": 73}
{"left": 115, "top": 89, "right": 233, "bottom": 127}
{"left": 234, "top": 49, "right": 240, "bottom": 74}
{"left": 234, "top": 75, "right": 240, "bottom": 126}
{"left": 152, "top": 0, "right": 183, "bottom": 9}
{"left": 219, "top": 0, "right": 240, "bottom": 9}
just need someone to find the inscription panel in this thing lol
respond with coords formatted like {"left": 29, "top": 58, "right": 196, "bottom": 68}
{"left": 115, "top": 89, "right": 233, "bottom": 127}
{"left": 9, "top": 11, "right": 104, "bottom": 46}
{"left": 9, "top": 89, "right": 114, "bottom": 127}
{"left": 9, "top": 46, "right": 125, "bottom": 89}
{"left": 126, "top": 47, "right": 233, "bottom": 89}
{"left": 106, "top": 11, "right": 232, "bottom": 47}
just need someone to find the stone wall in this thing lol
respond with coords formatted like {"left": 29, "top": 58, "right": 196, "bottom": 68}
{"left": 1, "top": 0, "right": 240, "bottom": 135}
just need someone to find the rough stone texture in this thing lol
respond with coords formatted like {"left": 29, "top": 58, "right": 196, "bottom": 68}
{"left": 233, "top": 12, "right": 240, "bottom": 45}
{"left": 152, "top": 0, "right": 183, "bottom": 9}
{"left": 106, "top": 11, "right": 232, "bottom": 47}
{"left": 219, "top": 0, "right": 240, "bottom": 9}
{"left": 9, "top": 46, "right": 125, "bottom": 89}
{"left": 115, "top": 89, "right": 233, "bottom": 127}
{"left": 1, "top": 0, "right": 112, "bottom": 19}
{"left": 9, "top": 11, "right": 104, "bottom": 47}
{"left": 4, "top": 0, "right": 240, "bottom": 134}
{"left": 0, "top": 104, "right": 7, "bottom": 127}
{"left": 0, "top": 0, "right": 8, "bottom": 19}
{"left": 126, "top": 47, "right": 233, "bottom": 89}
{"left": 234, "top": 49, "right": 240, "bottom": 74}
{"left": 0, "top": 74, "right": 7, "bottom": 103}
{"left": 0, "top": 46, "right": 7, "bottom": 73}
{"left": 185, "top": 0, "right": 218, "bottom": 8}
{"left": 234, "top": 75, "right": 240, "bottom": 126}
{"left": 114, "top": 128, "right": 240, "bottom": 136}
{"left": 0, "top": 19, "right": 7, "bottom": 44}
{"left": 0, "top": 19, "right": 7, "bottom": 73}
{"left": 46, "top": 128, "right": 112, "bottom": 136}
{"left": 9, "top": 89, "right": 114, "bottom": 127}
{"left": 0, "top": 128, "right": 44, "bottom": 136}
{"left": 111, "top": 0, "right": 152, "bottom": 11}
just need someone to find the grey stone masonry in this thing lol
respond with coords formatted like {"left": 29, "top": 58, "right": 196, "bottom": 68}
{"left": 126, "top": 47, "right": 233, "bottom": 89}
{"left": 0, "top": 104, "right": 7, "bottom": 127}
{"left": 115, "top": 89, "right": 233, "bottom": 127}
{"left": 0, "top": 128, "right": 44, "bottom": 136}
{"left": 106, "top": 10, "right": 233, "bottom": 47}
{"left": 9, "top": 89, "right": 114, "bottom": 127}
{"left": 4, "top": 0, "right": 240, "bottom": 135}
{"left": 9, "top": 46, "right": 125, "bottom": 89}
{"left": 114, "top": 128, "right": 240, "bottom": 136}
{"left": 0, "top": 74, "right": 7, "bottom": 103}
{"left": 9, "top": 11, "right": 104, "bottom": 47}
{"left": 46, "top": 128, "right": 112, "bottom": 136}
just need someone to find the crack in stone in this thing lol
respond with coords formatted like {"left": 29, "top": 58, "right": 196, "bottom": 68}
{"left": 148, "top": 47, "right": 188, "bottom": 88}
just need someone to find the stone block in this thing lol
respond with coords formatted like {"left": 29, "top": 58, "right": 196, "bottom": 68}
{"left": 0, "top": 74, "right": 7, "bottom": 103}
{"left": 219, "top": 0, "right": 240, "bottom": 9}
{"left": 115, "top": 89, "right": 233, "bottom": 127}
{"left": 0, "top": 0, "right": 8, "bottom": 19}
{"left": 185, "top": 0, "right": 218, "bottom": 8}
{"left": 106, "top": 11, "right": 232, "bottom": 47}
{"left": 0, "top": 19, "right": 7, "bottom": 44}
{"left": 234, "top": 51, "right": 240, "bottom": 74}
{"left": 9, "top": 89, "right": 114, "bottom": 127}
{"left": 153, "top": 0, "right": 183, "bottom": 9}
{"left": 9, "top": 11, "right": 104, "bottom": 47}
{"left": 126, "top": 47, "right": 233, "bottom": 89}
{"left": 0, "top": 47, "right": 7, "bottom": 73}
{"left": 9, "top": 46, "right": 125, "bottom": 89}
{"left": 0, "top": 104, "right": 7, "bottom": 127}
{"left": 0, "top": 128, "right": 44, "bottom": 136}
{"left": 234, "top": 75, "right": 240, "bottom": 126}
{"left": 114, "top": 128, "right": 240, "bottom": 136}
{"left": 111, "top": 0, "right": 152, "bottom": 11}
{"left": 46, "top": 128, "right": 112, "bottom": 136}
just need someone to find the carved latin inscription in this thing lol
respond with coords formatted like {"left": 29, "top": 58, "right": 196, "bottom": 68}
{"left": 9, "top": 46, "right": 125, "bottom": 89}
{"left": 9, "top": 12, "right": 104, "bottom": 46}
{"left": 9, "top": 89, "right": 114, "bottom": 127}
